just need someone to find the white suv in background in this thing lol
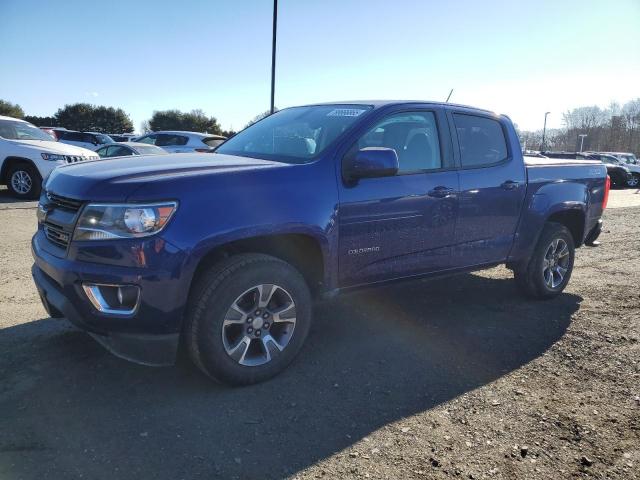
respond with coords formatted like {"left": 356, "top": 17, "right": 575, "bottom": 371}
{"left": 0, "top": 115, "right": 99, "bottom": 199}
{"left": 134, "top": 131, "right": 226, "bottom": 153}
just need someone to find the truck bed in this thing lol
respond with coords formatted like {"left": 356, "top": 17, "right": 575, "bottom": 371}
{"left": 524, "top": 156, "right": 601, "bottom": 167}
{"left": 524, "top": 156, "right": 604, "bottom": 185}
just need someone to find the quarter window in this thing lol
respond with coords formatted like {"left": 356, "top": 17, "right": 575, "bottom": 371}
{"left": 453, "top": 114, "right": 508, "bottom": 168}
{"left": 354, "top": 111, "right": 442, "bottom": 173}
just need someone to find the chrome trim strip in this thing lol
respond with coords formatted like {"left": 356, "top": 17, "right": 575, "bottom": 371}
{"left": 82, "top": 283, "right": 140, "bottom": 315}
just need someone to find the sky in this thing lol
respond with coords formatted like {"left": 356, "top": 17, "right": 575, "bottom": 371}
{"left": 1, "top": 0, "right": 639, "bottom": 133}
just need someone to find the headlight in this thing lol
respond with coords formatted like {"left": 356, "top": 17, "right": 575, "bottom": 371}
{"left": 73, "top": 202, "right": 178, "bottom": 241}
{"left": 41, "top": 153, "right": 66, "bottom": 161}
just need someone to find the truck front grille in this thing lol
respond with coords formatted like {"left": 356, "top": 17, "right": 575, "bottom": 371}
{"left": 44, "top": 222, "right": 71, "bottom": 248}
{"left": 46, "top": 192, "right": 83, "bottom": 213}
{"left": 64, "top": 155, "right": 97, "bottom": 164}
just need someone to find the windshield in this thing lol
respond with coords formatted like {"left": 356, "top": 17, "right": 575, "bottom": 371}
{"left": 0, "top": 119, "right": 55, "bottom": 141}
{"left": 215, "top": 104, "right": 372, "bottom": 163}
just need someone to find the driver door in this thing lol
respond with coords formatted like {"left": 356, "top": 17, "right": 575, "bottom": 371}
{"left": 337, "top": 107, "right": 459, "bottom": 287}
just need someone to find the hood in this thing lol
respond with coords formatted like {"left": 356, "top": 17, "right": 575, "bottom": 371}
{"left": 6, "top": 139, "right": 97, "bottom": 156}
{"left": 45, "top": 153, "right": 288, "bottom": 200}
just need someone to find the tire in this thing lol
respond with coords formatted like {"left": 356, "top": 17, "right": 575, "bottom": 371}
{"left": 628, "top": 174, "right": 639, "bottom": 188}
{"left": 514, "top": 222, "right": 575, "bottom": 300}
{"left": 6, "top": 163, "right": 42, "bottom": 200}
{"left": 184, "top": 253, "right": 312, "bottom": 386}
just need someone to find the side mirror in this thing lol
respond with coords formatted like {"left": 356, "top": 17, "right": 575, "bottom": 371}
{"left": 346, "top": 147, "right": 399, "bottom": 181}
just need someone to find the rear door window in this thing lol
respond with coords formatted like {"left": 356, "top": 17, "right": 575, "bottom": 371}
{"left": 156, "top": 134, "right": 188, "bottom": 146}
{"left": 453, "top": 114, "right": 508, "bottom": 168}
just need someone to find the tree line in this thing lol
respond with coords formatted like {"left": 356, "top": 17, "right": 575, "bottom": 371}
{"left": 0, "top": 99, "right": 235, "bottom": 137}
{"left": 519, "top": 98, "right": 640, "bottom": 154}
{"left": 6, "top": 95, "right": 636, "bottom": 154}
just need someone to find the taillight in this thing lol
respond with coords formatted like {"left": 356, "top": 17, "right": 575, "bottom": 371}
{"left": 603, "top": 175, "right": 610, "bottom": 209}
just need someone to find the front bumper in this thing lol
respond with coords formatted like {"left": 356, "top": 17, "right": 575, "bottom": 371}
{"left": 31, "top": 232, "right": 190, "bottom": 366}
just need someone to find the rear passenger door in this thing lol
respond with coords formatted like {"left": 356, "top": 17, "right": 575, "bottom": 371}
{"left": 448, "top": 111, "right": 526, "bottom": 266}
{"left": 338, "top": 107, "right": 459, "bottom": 286}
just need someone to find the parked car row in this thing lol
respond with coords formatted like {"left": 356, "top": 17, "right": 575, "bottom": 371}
{"left": 1, "top": 114, "right": 231, "bottom": 198}
{"left": 39, "top": 126, "right": 227, "bottom": 153}
{"left": 540, "top": 151, "right": 639, "bottom": 188}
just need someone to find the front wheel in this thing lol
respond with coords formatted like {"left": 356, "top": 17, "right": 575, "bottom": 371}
{"left": 514, "top": 222, "right": 575, "bottom": 299}
{"left": 7, "top": 163, "right": 42, "bottom": 199}
{"left": 184, "top": 253, "right": 312, "bottom": 386}
{"left": 628, "top": 174, "right": 639, "bottom": 188}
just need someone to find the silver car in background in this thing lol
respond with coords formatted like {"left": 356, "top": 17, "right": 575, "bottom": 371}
{"left": 134, "top": 131, "right": 226, "bottom": 153}
{"left": 95, "top": 142, "right": 168, "bottom": 158}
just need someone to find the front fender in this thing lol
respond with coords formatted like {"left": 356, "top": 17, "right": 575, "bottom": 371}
{"left": 172, "top": 223, "right": 335, "bottom": 307}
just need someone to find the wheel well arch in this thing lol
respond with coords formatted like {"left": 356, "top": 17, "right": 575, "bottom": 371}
{"left": 189, "top": 233, "right": 326, "bottom": 298}
{"left": 546, "top": 209, "right": 585, "bottom": 247}
{"left": 0, "top": 156, "right": 37, "bottom": 184}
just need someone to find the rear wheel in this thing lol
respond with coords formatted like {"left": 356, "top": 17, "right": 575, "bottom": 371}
{"left": 514, "top": 222, "right": 575, "bottom": 299}
{"left": 7, "top": 163, "right": 42, "bottom": 199}
{"left": 628, "top": 174, "right": 639, "bottom": 188}
{"left": 184, "top": 253, "right": 312, "bottom": 386}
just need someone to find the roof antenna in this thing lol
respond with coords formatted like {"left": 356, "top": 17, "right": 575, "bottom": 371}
{"left": 445, "top": 89, "right": 454, "bottom": 102}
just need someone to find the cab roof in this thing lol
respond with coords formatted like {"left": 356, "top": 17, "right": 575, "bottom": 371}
{"left": 300, "top": 100, "right": 497, "bottom": 115}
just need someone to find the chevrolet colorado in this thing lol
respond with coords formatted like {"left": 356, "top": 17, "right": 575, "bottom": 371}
{"left": 31, "top": 101, "right": 608, "bottom": 385}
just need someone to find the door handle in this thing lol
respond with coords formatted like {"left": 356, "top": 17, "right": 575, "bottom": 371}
{"left": 501, "top": 180, "right": 521, "bottom": 190}
{"left": 427, "top": 186, "right": 455, "bottom": 198}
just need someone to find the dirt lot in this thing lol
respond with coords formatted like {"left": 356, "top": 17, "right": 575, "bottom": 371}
{"left": 0, "top": 188, "right": 638, "bottom": 480}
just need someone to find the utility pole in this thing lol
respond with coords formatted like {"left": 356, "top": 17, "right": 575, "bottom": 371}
{"left": 578, "top": 134, "right": 587, "bottom": 152}
{"left": 541, "top": 111, "right": 550, "bottom": 152}
{"left": 270, "top": 0, "right": 278, "bottom": 114}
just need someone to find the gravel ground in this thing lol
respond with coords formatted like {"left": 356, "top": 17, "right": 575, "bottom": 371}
{"left": 0, "top": 188, "right": 638, "bottom": 480}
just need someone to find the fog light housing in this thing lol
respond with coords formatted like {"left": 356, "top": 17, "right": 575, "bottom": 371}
{"left": 82, "top": 284, "right": 140, "bottom": 315}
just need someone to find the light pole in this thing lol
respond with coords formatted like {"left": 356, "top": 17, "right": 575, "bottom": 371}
{"left": 270, "top": 0, "right": 278, "bottom": 114}
{"left": 541, "top": 111, "right": 550, "bottom": 152}
{"left": 578, "top": 134, "right": 587, "bottom": 152}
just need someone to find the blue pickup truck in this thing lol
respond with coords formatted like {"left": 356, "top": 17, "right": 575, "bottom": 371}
{"left": 31, "top": 101, "right": 608, "bottom": 385}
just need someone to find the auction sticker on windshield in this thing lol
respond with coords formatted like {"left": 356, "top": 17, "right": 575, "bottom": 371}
{"left": 327, "top": 108, "right": 367, "bottom": 117}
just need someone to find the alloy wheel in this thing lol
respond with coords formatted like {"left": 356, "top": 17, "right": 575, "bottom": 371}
{"left": 542, "top": 238, "right": 570, "bottom": 289}
{"left": 221, "top": 284, "right": 297, "bottom": 366}
{"left": 10, "top": 170, "right": 32, "bottom": 195}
